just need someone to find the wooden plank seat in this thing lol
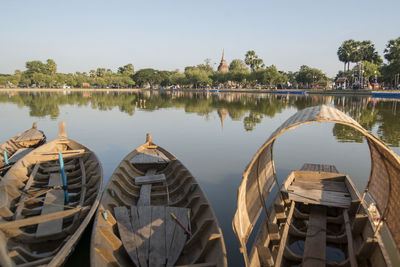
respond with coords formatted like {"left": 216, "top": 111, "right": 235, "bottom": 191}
{"left": 131, "top": 148, "right": 171, "bottom": 171}
{"left": 302, "top": 205, "right": 327, "bottom": 267}
{"left": 135, "top": 174, "right": 166, "bottom": 185}
{"left": 286, "top": 186, "right": 351, "bottom": 208}
{"left": 137, "top": 170, "right": 168, "bottom": 207}
{"left": 0, "top": 207, "right": 87, "bottom": 230}
{"left": 131, "top": 149, "right": 170, "bottom": 165}
{"left": 36, "top": 173, "right": 66, "bottom": 238}
{"left": 286, "top": 172, "right": 351, "bottom": 208}
{"left": 114, "top": 205, "right": 190, "bottom": 267}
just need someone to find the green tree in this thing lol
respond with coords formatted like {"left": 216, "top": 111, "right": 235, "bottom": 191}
{"left": 356, "top": 61, "right": 381, "bottom": 84}
{"left": 339, "top": 40, "right": 382, "bottom": 72}
{"left": 384, "top": 37, "right": 400, "bottom": 63}
{"left": 32, "top": 73, "right": 51, "bottom": 87}
{"left": 45, "top": 59, "right": 57, "bottom": 76}
{"left": 118, "top": 64, "right": 134, "bottom": 76}
{"left": 295, "top": 65, "right": 327, "bottom": 88}
{"left": 197, "top": 59, "right": 214, "bottom": 74}
{"left": 244, "top": 50, "right": 264, "bottom": 71}
{"left": 184, "top": 66, "right": 212, "bottom": 88}
{"left": 212, "top": 72, "right": 229, "bottom": 85}
{"left": 170, "top": 71, "right": 186, "bottom": 86}
{"left": 359, "top": 41, "right": 382, "bottom": 65}
{"left": 229, "top": 59, "right": 249, "bottom": 72}
{"left": 25, "top": 60, "right": 46, "bottom": 74}
{"left": 133, "top": 68, "right": 162, "bottom": 88}
{"left": 337, "top": 40, "right": 356, "bottom": 72}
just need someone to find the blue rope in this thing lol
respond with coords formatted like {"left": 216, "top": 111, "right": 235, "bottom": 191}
{"left": 3, "top": 151, "right": 8, "bottom": 165}
{"left": 58, "top": 153, "right": 69, "bottom": 204}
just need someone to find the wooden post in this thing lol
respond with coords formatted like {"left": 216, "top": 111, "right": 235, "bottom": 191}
{"left": 146, "top": 133, "right": 152, "bottom": 143}
{"left": 59, "top": 121, "right": 67, "bottom": 137}
{"left": 32, "top": 122, "right": 37, "bottom": 129}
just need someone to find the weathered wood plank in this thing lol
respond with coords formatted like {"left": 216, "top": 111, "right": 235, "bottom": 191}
{"left": 291, "top": 180, "right": 348, "bottom": 193}
{"left": 167, "top": 207, "right": 189, "bottom": 267}
{"left": 302, "top": 205, "right": 327, "bottom": 267}
{"left": 137, "top": 184, "right": 152, "bottom": 206}
{"left": 78, "top": 158, "right": 87, "bottom": 206}
{"left": 149, "top": 206, "right": 166, "bottom": 266}
{"left": 357, "top": 238, "right": 377, "bottom": 259}
{"left": 0, "top": 207, "right": 87, "bottom": 229}
{"left": 286, "top": 186, "right": 351, "bottom": 208}
{"left": 165, "top": 206, "right": 176, "bottom": 261}
{"left": 131, "top": 149, "right": 170, "bottom": 165}
{"left": 15, "top": 164, "right": 40, "bottom": 220}
{"left": 8, "top": 148, "right": 34, "bottom": 164}
{"left": 274, "top": 201, "right": 295, "bottom": 267}
{"left": 300, "top": 163, "right": 339, "bottom": 173}
{"left": 352, "top": 214, "right": 368, "bottom": 235}
{"left": 135, "top": 174, "right": 166, "bottom": 185}
{"left": 33, "top": 149, "right": 85, "bottom": 156}
{"left": 343, "top": 209, "right": 358, "bottom": 267}
{"left": 36, "top": 172, "right": 65, "bottom": 238}
{"left": 131, "top": 206, "right": 147, "bottom": 267}
{"left": 114, "top": 206, "right": 140, "bottom": 266}
{"left": 43, "top": 164, "right": 75, "bottom": 173}
{"left": 137, "top": 206, "right": 152, "bottom": 267}
{"left": 257, "top": 246, "right": 274, "bottom": 266}
{"left": 287, "top": 186, "right": 351, "bottom": 203}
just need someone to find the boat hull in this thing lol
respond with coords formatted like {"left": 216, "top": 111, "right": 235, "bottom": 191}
{"left": 0, "top": 129, "right": 102, "bottom": 267}
{"left": 90, "top": 138, "right": 227, "bottom": 267}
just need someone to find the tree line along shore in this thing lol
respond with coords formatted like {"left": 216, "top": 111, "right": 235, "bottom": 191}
{"left": 1, "top": 37, "right": 399, "bottom": 90}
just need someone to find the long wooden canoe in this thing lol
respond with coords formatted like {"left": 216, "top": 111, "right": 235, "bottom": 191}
{"left": 0, "top": 122, "right": 46, "bottom": 176}
{"left": 233, "top": 105, "right": 400, "bottom": 266}
{"left": 91, "top": 133, "right": 227, "bottom": 267}
{"left": 0, "top": 122, "right": 103, "bottom": 267}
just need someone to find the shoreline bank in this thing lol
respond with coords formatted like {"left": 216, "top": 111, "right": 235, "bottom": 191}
{"left": 0, "top": 87, "right": 387, "bottom": 96}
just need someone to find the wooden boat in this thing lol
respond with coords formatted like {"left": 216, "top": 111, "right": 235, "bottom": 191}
{"left": 233, "top": 105, "right": 400, "bottom": 267}
{"left": 0, "top": 122, "right": 46, "bottom": 176}
{"left": 0, "top": 122, "right": 103, "bottom": 267}
{"left": 91, "top": 133, "right": 227, "bottom": 267}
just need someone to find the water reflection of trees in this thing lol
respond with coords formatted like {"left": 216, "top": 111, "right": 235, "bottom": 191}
{"left": 1, "top": 91, "right": 400, "bottom": 146}
{"left": 333, "top": 97, "right": 400, "bottom": 147}
{"left": 0, "top": 92, "right": 138, "bottom": 117}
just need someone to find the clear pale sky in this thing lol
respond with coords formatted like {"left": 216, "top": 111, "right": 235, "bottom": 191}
{"left": 1, "top": 0, "right": 399, "bottom": 77}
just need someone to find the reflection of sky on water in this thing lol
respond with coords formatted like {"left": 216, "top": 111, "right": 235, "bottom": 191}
{"left": 1, "top": 93, "right": 399, "bottom": 266}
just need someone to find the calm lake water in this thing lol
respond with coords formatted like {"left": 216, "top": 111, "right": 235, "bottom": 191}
{"left": 1, "top": 90, "right": 400, "bottom": 266}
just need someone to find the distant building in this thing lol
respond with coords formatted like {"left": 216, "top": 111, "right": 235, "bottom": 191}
{"left": 217, "top": 49, "right": 229, "bottom": 73}
{"left": 336, "top": 77, "right": 349, "bottom": 89}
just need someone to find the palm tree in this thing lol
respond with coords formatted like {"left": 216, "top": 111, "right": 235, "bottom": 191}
{"left": 338, "top": 40, "right": 358, "bottom": 72}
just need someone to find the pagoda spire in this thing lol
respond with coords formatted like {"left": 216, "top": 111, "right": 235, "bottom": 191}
{"left": 217, "top": 49, "right": 229, "bottom": 73}
{"left": 218, "top": 108, "right": 228, "bottom": 131}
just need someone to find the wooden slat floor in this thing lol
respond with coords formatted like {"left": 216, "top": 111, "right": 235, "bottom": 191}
{"left": 302, "top": 205, "right": 327, "bottom": 267}
{"left": 287, "top": 164, "right": 351, "bottom": 208}
{"left": 115, "top": 205, "right": 190, "bottom": 267}
{"left": 300, "top": 163, "right": 339, "bottom": 173}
